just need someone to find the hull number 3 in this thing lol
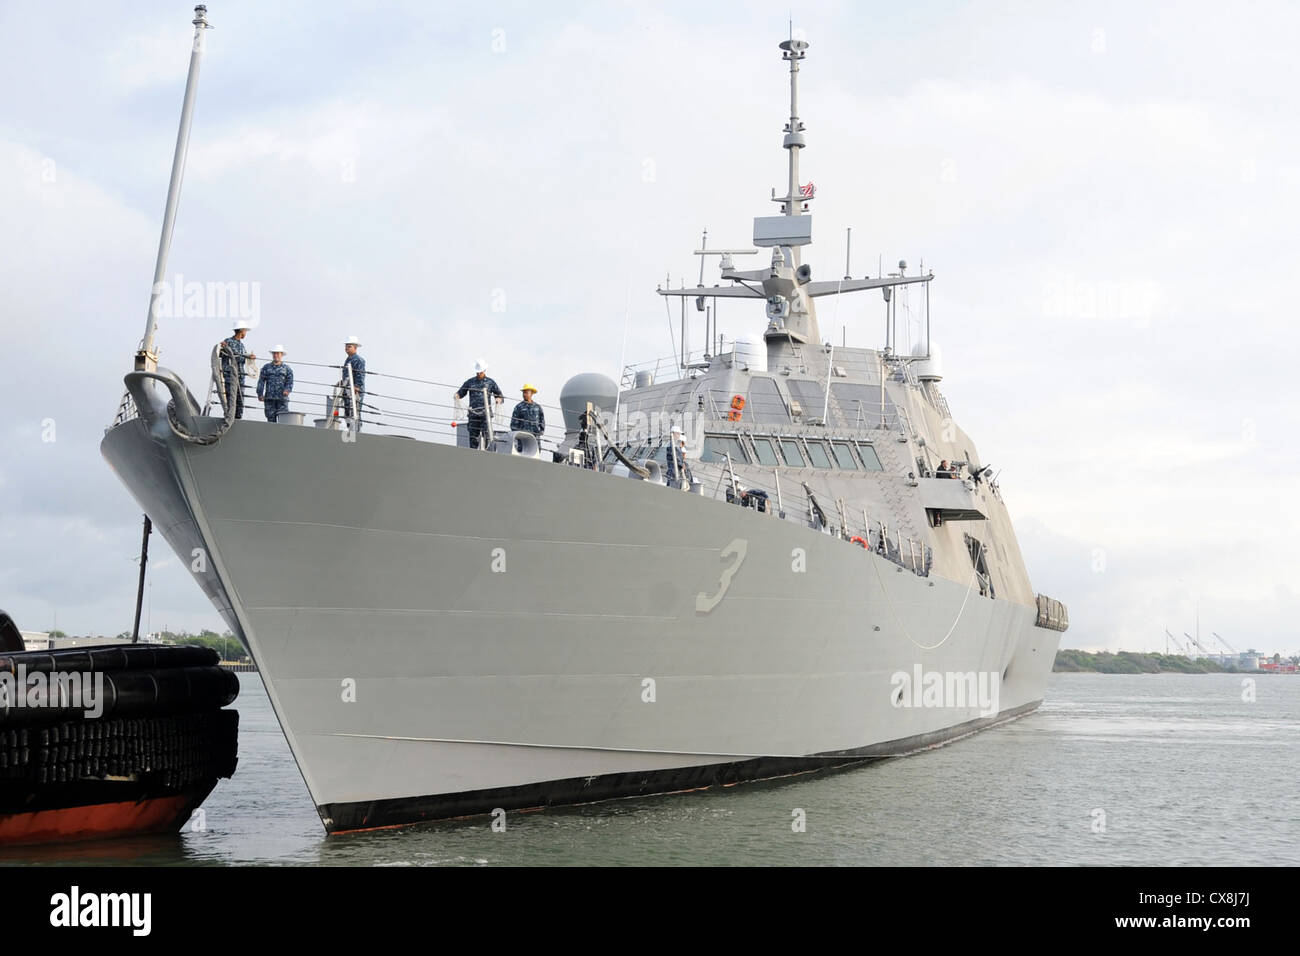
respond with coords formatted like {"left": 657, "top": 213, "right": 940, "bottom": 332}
{"left": 696, "top": 538, "right": 748, "bottom": 614}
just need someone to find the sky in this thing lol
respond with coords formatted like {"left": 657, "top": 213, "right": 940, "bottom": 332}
{"left": 1, "top": 0, "right": 1296, "bottom": 654}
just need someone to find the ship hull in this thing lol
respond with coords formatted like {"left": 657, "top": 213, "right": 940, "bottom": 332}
{"left": 0, "top": 785, "right": 215, "bottom": 846}
{"left": 322, "top": 700, "right": 1041, "bottom": 831}
{"left": 102, "top": 417, "right": 1060, "bottom": 833}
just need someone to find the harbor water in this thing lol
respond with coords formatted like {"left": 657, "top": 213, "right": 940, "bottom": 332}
{"left": 4, "top": 671, "right": 1296, "bottom": 866}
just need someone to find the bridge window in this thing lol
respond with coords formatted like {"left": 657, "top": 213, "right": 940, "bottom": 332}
{"left": 855, "top": 442, "right": 883, "bottom": 470}
{"left": 701, "top": 435, "right": 749, "bottom": 464}
{"left": 831, "top": 441, "right": 858, "bottom": 469}
{"left": 779, "top": 439, "right": 806, "bottom": 467}
{"left": 805, "top": 440, "right": 832, "bottom": 468}
{"left": 750, "top": 437, "right": 780, "bottom": 467}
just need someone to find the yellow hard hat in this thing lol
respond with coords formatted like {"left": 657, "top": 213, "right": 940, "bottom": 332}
{"left": 521, "top": 383, "right": 539, "bottom": 393}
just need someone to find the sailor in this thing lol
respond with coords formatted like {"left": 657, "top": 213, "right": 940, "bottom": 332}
{"left": 256, "top": 345, "right": 294, "bottom": 422}
{"left": 455, "top": 359, "right": 504, "bottom": 450}
{"left": 219, "top": 319, "right": 255, "bottom": 420}
{"left": 576, "top": 410, "right": 597, "bottom": 468}
{"left": 339, "top": 335, "right": 366, "bottom": 430}
{"left": 740, "top": 487, "right": 769, "bottom": 513}
{"left": 665, "top": 426, "right": 691, "bottom": 489}
{"left": 510, "top": 384, "right": 545, "bottom": 437}
{"left": 936, "top": 459, "right": 954, "bottom": 478}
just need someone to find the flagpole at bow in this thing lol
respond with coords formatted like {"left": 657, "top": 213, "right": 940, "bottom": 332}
{"left": 136, "top": 5, "right": 213, "bottom": 372}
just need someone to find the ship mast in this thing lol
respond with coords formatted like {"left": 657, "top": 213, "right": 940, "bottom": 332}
{"left": 136, "top": 5, "right": 213, "bottom": 372}
{"left": 658, "top": 35, "right": 935, "bottom": 348}
{"left": 756, "top": 35, "right": 820, "bottom": 346}
{"left": 779, "top": 37, "right": 809, "bottom": 221}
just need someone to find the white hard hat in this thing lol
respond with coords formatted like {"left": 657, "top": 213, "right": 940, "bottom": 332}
{"left": 474, "top": 359, "right": 488, "bottom": 373}
{"left": 270, "top": 344, "right": 286, "bottom": 354}
{"left": 233, "top": 320, "right": 253, "bottom": 331}
{"left": 344, "top": 335, "right": 361, "bottom": 346}
{"left": 670, "top": 425, "right": 682, "bottom": 435}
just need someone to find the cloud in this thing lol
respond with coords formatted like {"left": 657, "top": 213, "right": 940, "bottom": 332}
{"left": 103, "top": 21, "right": 201, "bottom": 96}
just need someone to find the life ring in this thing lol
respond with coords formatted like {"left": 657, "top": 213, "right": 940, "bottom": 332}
{"left": 850, "top": 535, "right": 868, "bottom": 548}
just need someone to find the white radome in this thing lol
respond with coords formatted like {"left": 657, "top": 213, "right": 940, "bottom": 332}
{"left": 913, "top": 340, "right": 944, "bottom": 382}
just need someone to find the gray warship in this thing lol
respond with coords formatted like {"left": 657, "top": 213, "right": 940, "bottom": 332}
{"left": 102, "top": 12, "right": 1068, "bottom": 833}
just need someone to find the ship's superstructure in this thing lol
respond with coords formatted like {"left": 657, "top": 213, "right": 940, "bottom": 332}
{"left": 101, "top": 16, "right": 1067, "bottom": 833}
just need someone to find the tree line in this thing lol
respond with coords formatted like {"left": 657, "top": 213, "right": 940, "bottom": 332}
{"left": 44, "top": 628, "right": 248, "bottom": 662}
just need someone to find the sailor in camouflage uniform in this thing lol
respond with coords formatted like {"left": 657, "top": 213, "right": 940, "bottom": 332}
{"left": 455, "top": 359, "right": 504, "bottom": 450}
{"left": 257, "top": 344, "right": 294, "bottom": 422}
{"left": 509, "top": 384, "right": 545, "bottom": 438}
{"left": 219, "top": 319, "right": 255, "bottom": 420}
{"left": 665, "top": 426, "right": 692, "bottom": 489}
{"left": 340, "top": 335, "right": 366, "bottom": 430}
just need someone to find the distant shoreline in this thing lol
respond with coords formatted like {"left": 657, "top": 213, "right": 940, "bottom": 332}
{"left": 1054, "top": 650, "right": 1239, "bottom": 674}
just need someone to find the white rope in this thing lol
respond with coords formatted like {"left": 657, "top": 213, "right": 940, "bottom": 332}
{"left": 870, "top": 538, "right": 982, "bottom": 651}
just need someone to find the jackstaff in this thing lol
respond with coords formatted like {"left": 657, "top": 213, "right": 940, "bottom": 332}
{"left": 137, "top": 5, "right": 213, "bottom": 372}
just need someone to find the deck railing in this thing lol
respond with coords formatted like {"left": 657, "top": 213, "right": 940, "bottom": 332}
{"left": 676, "top": 456, "right": 933, "bottom": 577}
{"left": 621, "top": 348, "right": 717, "bottom": 389}
{"left": 190, "top": 357, "right": 571, "bottom": 453}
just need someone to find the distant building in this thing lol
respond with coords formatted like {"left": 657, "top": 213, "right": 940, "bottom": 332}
{"left": 20, "top": 631, "right": 138, "bottom": 652}
{"left": 1258, "top": 660, "right": 1298, "bottom": 674}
